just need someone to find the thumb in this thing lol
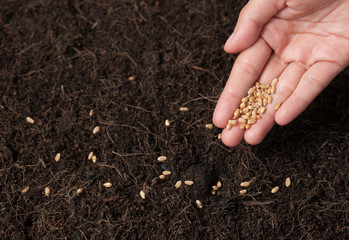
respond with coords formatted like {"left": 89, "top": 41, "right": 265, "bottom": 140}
{"left": 225, "top": 0, "right": 286, "bottom": 53}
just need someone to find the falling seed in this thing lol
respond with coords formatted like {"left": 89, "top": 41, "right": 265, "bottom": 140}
{"left": 217, "top": 181, "right": 222, "bottom": 188}
{"left": 157, "top": 156, "right": 167, "bottom": 162}
{"left": 195, "top": 200, "right": 203, "bottom": 208}
{"left": 285, "top": 177, "right": 291, "bottom": 187}
{"left": 140, "top": 190, "right": 145, "bottom": 199}
{"left": 77, "top": 188, "right": 84, "bottom": 194}
{"left": 89, "top": 109, "right": 94, "bottom": 116}
{"left": 271, "top": 186, "right": 279, "bottom": 194}
{"left": 22, "top": 186, "right": 30, "bottom": 193}
{"left": 239, "top": 189, "right": 247, "bottom": 195}
{"left": 165, "top": 119, "right": 170, "bottom": 127}
{"left": 205, "top": 123, "right": 213, "bottom": 130}
{"left": 128, "top": 76, "right": 136, "bottom": 81}
{"left": 45, "top": 187, "right": 50, "bottom": 196}
{"left": 92, "top": 155, "right": 97, "bottom": 163}
{"left": 217, "top": 133, "right": 222, "bottom": 140}
{"left": 88, "top": 151, "right": 94, "bottom": 160}
{"left": 103, "top": 182, "right": 112, "bottom": 188}
{"left": 162, "top": 170, "right": 171, "bottom": 176}
{"left": 26, "top": 117, "right": 35, "bottom": 124}
{"left": 212, "top": 185, "right": 220, "bottom": 191}
{"left": 240, "top": 181, "right": 251, "bottom": 187}
{"left": 55, "top": 153, "right": 61, "bottom": 162}
{"left": 159, "top": 174, "right": 166, "bottom": 180}
{"left": 175, "top": 180, "right": 182, "bottom": 189}
{"left": 179, "top": 107, "right": 189, "bottom": 112}
{"left": 93, "top": 126, "right": 100, "bottom": 134}
{"left": 184, "top": 180, "right": 194, "bottom": 186}
{"left": 274, "top": 102, "right": 281, "bottom": 111}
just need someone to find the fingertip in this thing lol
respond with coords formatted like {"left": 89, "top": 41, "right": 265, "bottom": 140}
{"left": 221, "top": 127, "right": 244, "bottom": 147}
{"left": 275, "top": 107, "right": 291, "bottom": 126}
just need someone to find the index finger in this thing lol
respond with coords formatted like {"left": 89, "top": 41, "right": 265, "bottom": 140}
{"left": 213, "top": 38, "right": 271, "bottom": 128}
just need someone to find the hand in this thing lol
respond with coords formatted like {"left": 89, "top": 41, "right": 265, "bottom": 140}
{"left": 213, "top": 0, "right": 349, "bottom": 147}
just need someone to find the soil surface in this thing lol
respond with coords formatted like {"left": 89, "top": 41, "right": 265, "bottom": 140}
{"left": 1, "top": 0, "right": 349, "bottom": 239}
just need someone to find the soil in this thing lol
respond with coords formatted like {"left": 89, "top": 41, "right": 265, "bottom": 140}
{"left": 1, "top": 0, "right": 349, "bottom": 239}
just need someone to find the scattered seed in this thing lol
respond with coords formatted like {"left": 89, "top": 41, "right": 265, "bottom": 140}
{"left": 159, "top": 174, "right": 166, "bottom": 180}
{"left": 162, "top": 170, "right": 171, "bottom": 176}
{"left": 128, "top": 76, "right": 136, "bottom": 81}
{"left": 26, "top": 117, "right": 35, "bottom": 124}
{"left": 92, "top": 155, "right": 97, "bottom": 163}
{"left": 184, "top": 180, "right": 194, "bottom": 186}
{"left": 22, "top": 186, "right": 30, "bottom": 193}
{"left": 205, "top": 123, "right": 213, "bottom": 130}
{"left": 175, "top": 180, "right": 182, "bottom": 189}
{"left": 140, "top": 190, "right": 145, "bottom": 199}
{"left": 77, "top": 188, "right": 84, "bottom": 194}
{"left": 165, "top": 119, "right": 170, "bottom": 127}
{"left": 89, "top": 109, "right": 94, "bottom": 116}
{"left": 239, "top": 189, "right": 247, "bottom": 195}
{"left": 88, "top": 151, "right": 94, "bottom": 160}
{"left": 212, "top": 185, "right": 220, "bottom": 191}
{"left": 211, "top": 190, "right": 216, "bottom": 195}
{"left": 45, "top": 187, "right": 50, "bottom": 196}
{"left": 240, "top": 181, "right": 251, "bottom": 187}
{"left": 55, "top": 153, "right": 61, "bottom": 162}
{"left": 157, "top": 156, "right": 167, "bottom": 162}
{"left": 271, "top": 186, "right": 279, "bottom": 194}
{"left": 93, "top": 126, "right": 100, "bottom": 134}
{"left": 217, "top": 181, "right": 222, "bottom": 188}
{"left": 274, "top": 102, "right": 281, "bottom": 111}
{"left": 180, "top": 107, "right": 189, "bottom": 112}
{"left": 195, "top": 200, "right": 203, "bottom": 208}
{"left": 103, "top": 182, "right": 112, "bottom": 188}
{"left": 285, "top": 177, "right": 291, "bottom": 187}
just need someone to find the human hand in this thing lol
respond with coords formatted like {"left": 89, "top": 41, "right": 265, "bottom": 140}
{"left": 213, "top": 0, "right": 349, "bottom": 147}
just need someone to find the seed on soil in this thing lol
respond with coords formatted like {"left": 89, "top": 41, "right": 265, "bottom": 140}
{"left": 88, "top": 151, "right": 94, "bottom": 160}
{"left": 159, "top": 174, "right": 166, "bottom": 180}
{"left": 271, "top": 186, "right": 279, "bottom": 194}
{"left": 89, "top": 109, "right": 94, "bottom": 116}
{"left": 103, "top": 182, "right": 112, "bottom": 188}
{"left": 195, "top": 200, "right": 203, "bottom": 208}
{"left": 205, "top": 123, "right": 213, "bottom": 130}
{"left": 212, "top": 185, "right": 220, "bottom": 191}
{"left": 184, "top": 180, "right": 194, "bottom": 186}
{"left": 285, "top": 177, "right": 291, "bottom": 187}
{"left": 45, "top": 187, "right": 50, "bottom": 196}
{"left": 22, "top": 186, "right": 30, "bottom": 193}
{"left": 92, "top": 155, "right": 97, "bottom": 163}
{"left": 140, "top": 190, "right": 145, "bottom": 199}
{"left": 128, "top": 76, "right": 136, "bottom": 81}
{"left": 162, "top": 170, "right": 171, "bottom": 176}
{"left": 93, "top": 126, "right": 100, "bottom": 134}
{"left": 240, "top": 181, "right": 251, "bottom": 187}
{"left": 157, "top": 156, "right": 167, "bottom": 162}
{"left": 55, "top": 153, "right": 61, "bottom": 162}
{"left": 165, "top": 119, "right": 170, "bottom": 127}
{"left": 274, "top": 102, "right": 281, "bottom": 111}
{"left": 77, "top": 188, "right": 83, "bottom": 194}
{"left": 239, "top": 189, "right": 247, "bottom": 195}
{"left": 179, "top": 107, "right": 189, "bottom": 112}
{"left": 211, "top": 190, "right": 216, "bottom": 195}
{"left": 175, "top": 180, "right": 182, "bottom": 189}
{"left": 217, "top": 181, "right": 222, "bottom": 188}
{"left": 26, "top": 116, "right": 35, "bottom": 124}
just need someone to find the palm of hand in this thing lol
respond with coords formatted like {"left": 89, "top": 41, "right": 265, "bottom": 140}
{"left": 213, "top": 0, "right": 349, "bottom": 147}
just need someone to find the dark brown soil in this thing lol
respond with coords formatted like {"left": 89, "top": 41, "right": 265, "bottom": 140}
{"left": 1, "top": 1, "right": 349, "bottom": 239}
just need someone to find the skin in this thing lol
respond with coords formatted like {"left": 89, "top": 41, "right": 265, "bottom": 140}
{"left": 213, "top": 0, "right": 349, "bottom": 147}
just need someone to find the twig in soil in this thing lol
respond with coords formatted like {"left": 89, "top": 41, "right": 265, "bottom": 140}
{"left": 191, "top": 65, "right": 219, "bottom": 81}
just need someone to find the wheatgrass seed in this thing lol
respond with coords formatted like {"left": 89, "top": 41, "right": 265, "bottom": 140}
{"left": 184, "top": 180, "right": 194, "bottom": 186}
{"left": 157, "top": 156, "right": 167, "bottom": 162}
{"left": 103, "top": 182, "right": 112, "bottom": 188}
{"left": 271, "top": 186, "right": 279, "bottom": 194}
{"left": 22, "top": 186, "right": 30, "bottom": 193}
{"left": 175, "top": 181, "right": 182, "bottom": 189}
{"left": 195, "top": 200, "right": 203, "bottom": 208}
{"left": 285, "top": 177, "right": 291, "bottom": 187}
{"left": 140, "top": 190, "right": 146, "bottom": 199}
{"left": 93, "top": 126, "right": 100, "bottom": 134}
{"left": 26, "top": 117, "right": 35, "bottom": 124}
{"left": 55, "top": 153, "right": 61, "bottom": 162}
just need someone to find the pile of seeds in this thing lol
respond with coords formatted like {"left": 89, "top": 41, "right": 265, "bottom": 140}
{"left": 226, "top": 78, "right": 280, "bottom": 130}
